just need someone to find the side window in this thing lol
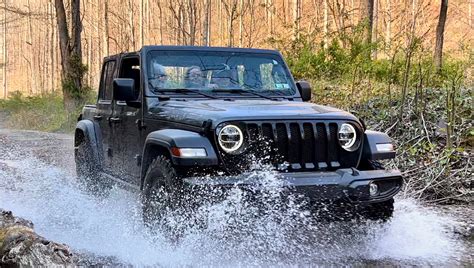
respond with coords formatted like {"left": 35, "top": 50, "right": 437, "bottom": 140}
{"left": 99, "top": 60, "right": 116, "bottom": 101}
{"left": 119, "top": 57, "right": 140, "bottom": 99}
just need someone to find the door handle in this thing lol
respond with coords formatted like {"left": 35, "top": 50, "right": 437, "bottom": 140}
{"left": 135, "top": 119, "right": 146, "bottom": 130}
{"left": 93, "top": 115, "right": 102, "bottom": 121}
{"left": 108, "top": 117, "right": 121, "bottom": 123}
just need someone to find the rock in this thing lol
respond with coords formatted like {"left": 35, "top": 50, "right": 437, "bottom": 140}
{"left": 0, "top": 209, "right": 74, "bottom": 266}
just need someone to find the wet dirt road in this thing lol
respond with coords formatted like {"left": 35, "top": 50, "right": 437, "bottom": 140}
{"left": 0, "top": 123, "right": 472, "bottom": 266}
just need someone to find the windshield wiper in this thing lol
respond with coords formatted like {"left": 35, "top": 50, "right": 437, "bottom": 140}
{"left": 151, "top": 87, "right": 220, "bottom": 100}
{"left": 211, "top": 88, "right": 280, "bottom": 101}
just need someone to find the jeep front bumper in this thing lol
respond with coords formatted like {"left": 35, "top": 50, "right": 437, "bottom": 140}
{"left": 184, "top": 168, "right": 403, "bottom": 203}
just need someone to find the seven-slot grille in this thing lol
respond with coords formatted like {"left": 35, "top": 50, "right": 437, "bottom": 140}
{"left": 237, "top": 121, "right": 362, "bottom": 171}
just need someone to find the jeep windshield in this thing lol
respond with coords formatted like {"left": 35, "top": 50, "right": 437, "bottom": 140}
{"left": 146, "top": 50, "right": 297, "bottom": 98}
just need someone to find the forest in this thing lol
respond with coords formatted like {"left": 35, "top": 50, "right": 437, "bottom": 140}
{"left": 0, "top": 0, "right": 473, "bottom": 203}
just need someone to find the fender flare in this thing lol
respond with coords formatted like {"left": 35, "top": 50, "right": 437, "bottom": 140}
{"left": 362, "top": 130, "right": 396, "bottom": 160}
{"left": 140, "top": 129, "right": 219, "bottom": 188}
{"left": 75, "top": 119, "right": 101, "bottom": 164}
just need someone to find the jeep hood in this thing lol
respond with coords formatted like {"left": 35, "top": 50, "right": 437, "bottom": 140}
{"left": 147, "top": 99, "right": 359, "bottom": 128}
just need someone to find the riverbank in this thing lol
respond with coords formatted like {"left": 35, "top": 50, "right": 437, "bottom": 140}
{"left": 0, "top": 209, "right": 74, "bottom": 266}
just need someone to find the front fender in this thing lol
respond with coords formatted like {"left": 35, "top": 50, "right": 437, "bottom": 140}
{"left": 143, "top": 129, "right": 219, "bottom": 166}
{"left": 75, "top": 119, "right": 101, "bottom": 163}
{"left": 362, "top": 130, "right": 396, "bottom": 160}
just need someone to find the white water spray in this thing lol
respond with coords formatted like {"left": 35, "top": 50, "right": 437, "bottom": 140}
{"left": 0, "top": 139, "right": 470, "bottom": 266}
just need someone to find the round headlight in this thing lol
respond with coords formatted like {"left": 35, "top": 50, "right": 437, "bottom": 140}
{"left": 218, "top": 125, "right": 244, "bottom": 153}
{"left": 338, "top": 123, "right": 357, "bottom": 151}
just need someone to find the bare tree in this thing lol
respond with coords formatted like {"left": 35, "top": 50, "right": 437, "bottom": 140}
{"left": 1, "top": 0, "right": 473, "bottom": 99}
{"left": 128, "top": 0, "right": 136, "bottom": 50}
{"left": 218, "top": 0, "right": 224, "bottom": 46}
{"left": 245, "top": 0, "right": 259, "bottom": 47}
{"left": 385, "top": 0, "right": 391, "bottom": 49}
{"left": 54, "top": 0, "right": 84, "bottom": 111}
{"left": 372, "top": 0, "right": 378, "bottom": 58}
{"left": 469, "top": 0, "right": 472, "bottom": 28}
{"left": 186, "top": 0, "right": 199, "bottom": 45}
{"left": 239, "top": 0, "right": 245, "bottom": 46}
{"left": 292, "top": 0, "right": 301, "bottom": 39}
{"left": 265, "top": 0, "right": 274, "bottom": 36}
{"left": 434, "top": 0, "right": 448, "bottom": 72}
{"left": 2, "top": 0, "right": 7, "bottom": 99}
{"left": 222, "top": 0, "right": 242, "bottom": 47}
{"left": 103, "top": 0, "right": 109, "bottom": 55}
{"left": 26, "top": 0, "right": 37, "bottom": 94}
{"left": 365, "top": 0, "right": 374, "bottom": 45}
{"left": 323, "top": 0, "right": 329, "bottom": 48}
{"left": 49, "top": 0, "right": 56, "bottom": 91}
{"left": 140, "top": 0, "right": 144, "bottom": 47}
{"left": 203, "top": 0, "right": 211, "bottom": 46}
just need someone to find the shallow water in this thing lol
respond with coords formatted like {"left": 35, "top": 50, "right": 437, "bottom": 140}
{"left": 0, "top": 129, "right": 471, "bottom": 266}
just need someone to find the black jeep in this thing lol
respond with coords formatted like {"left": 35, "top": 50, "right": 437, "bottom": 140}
{"left": 75, "top": 46, "right": 402, "bottom": 224}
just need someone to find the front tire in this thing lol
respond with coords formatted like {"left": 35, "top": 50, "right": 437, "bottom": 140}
{"left": 141, "top": 155, "right": 189, "bottom": 237}
{"left": 75, "top": 136, "right": 106, "bottom": 194}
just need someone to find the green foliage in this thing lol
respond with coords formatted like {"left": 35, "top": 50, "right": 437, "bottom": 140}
{"left": 0, "top": 52, "right": 95, "bottom": 132}
{"left": 355, "top": 87, "right": 473, "bottom": 203}
{"left": 0, "top": 92, "right": 71, "bottom": 132}
{"left": 62, "top": 53, "right": 90, "bottom": 103}
{"left": 273, "top": 26, "right": 473, "bottom": 203}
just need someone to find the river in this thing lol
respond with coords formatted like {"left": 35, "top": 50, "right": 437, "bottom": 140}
{"left": 0, "top": 126, "right": 472, "bottom": 266}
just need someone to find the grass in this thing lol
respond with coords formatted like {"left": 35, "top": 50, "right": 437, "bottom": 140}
{"left": 0, "top": 92, "right": 77, "bottom": 132}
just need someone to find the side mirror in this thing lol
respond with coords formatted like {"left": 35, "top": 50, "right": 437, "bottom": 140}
{"left": 296, "top": 81, "right": 312, "bottom": 102}
{"left": 113, "top": 78, "right": 136, "bottom": 102}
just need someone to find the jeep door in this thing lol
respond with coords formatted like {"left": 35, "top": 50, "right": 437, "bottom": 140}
{"left": 110, "top": 55, "right": 143, "bottom": 184}
{"left": 95, "top": 58, "right": 116, "bottom": 171}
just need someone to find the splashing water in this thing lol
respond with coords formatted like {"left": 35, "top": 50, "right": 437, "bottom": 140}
{"left": 0, "top": 134, "right": 470, "bottom": 266}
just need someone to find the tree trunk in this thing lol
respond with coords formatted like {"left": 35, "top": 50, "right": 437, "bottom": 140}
{"left": 49, "top": 0, "right": 55, "bottom": 91}
{"left": 385, "top": 0, "right": 391, "bottom": 50}
{"left": 55, "top": 0, "right": 72, "bottom": 109}
{"left": 2, "top": 0, "right": 7, "bottom": 99}
{"left": 434, "top": 0, "right": 448, "bottom": 73}
{"left": 265, "top": 0, "right": 273, "bottom": 36}
{"left": 239, "top": 0, "right": 244, "bottom": 46}
{"left": 372, "top": 0, "right": 378, "bottom": 59}
{"left": 219, "top": 0, "right": 224, "bottom": 46}
{"left": 187, "top": 0, "right": 197, "bottom": 45}
{"left": 140, "top": 0, "right": 144, "bottom": 47}
{"left": 292, "top": 0, "right": 301, "bottom": 39}
{"left": 365, "top": 0, "right": 374, "bottom": 46}
{"left": 469, "top": 0, "right": 472, "bottom": 28}
{"left": 323, "top": 0, "right": 328, "bottom": 48}
{"left": 203, "top": 0, "right": 211, "bottom": 46}
{"left": 26, "top": 0, "right": 37, "bottom": 95}
{"left": 103, "top": 1, "right": 109, "bottom": 56}
{"left": 350, "top": 0, "right": 355, "bottom": 26}
{"left": 128, "top": 0, "right": 136, "bottom": 50}
{"left": 247, "top": 0, "right": 256, "bottom": 47}
{"left": 54, "top": 0, "right": 84, "bottom": 112}
{"left": 146, "top": 0, "right": 150, "bottom": 44}
{"left": 55, "top": 0, "right": 69, "bottom": 77}
{"left": 157, "top": 1, "right": 163, "bottom": 44}
{"left": 228, "top": 10, "right": 234, "bottom": 47}
{"left": 70, "top": 0, "right": 82, "bottom": 83}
